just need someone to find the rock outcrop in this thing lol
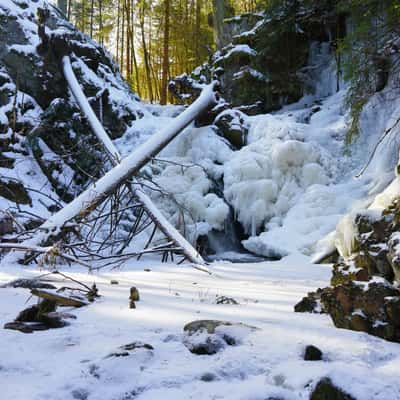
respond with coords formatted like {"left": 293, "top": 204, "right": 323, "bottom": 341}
{"left": 183, "top": 319, "right": 257, "bottom": 355}
{"left": 0, "top": 0, "right": 145, "bottom": 230}
{"left": 296, "top": 196, "right": 400, "bottom": 342}
{"left": 170, "top": 2, "right": 345, "bottom": 116}
{"left": 310, "top": 378, "right": 355, "bottom": 400}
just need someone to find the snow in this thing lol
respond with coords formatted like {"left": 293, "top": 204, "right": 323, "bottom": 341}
{"left": 217, "top": 43, "right": 400, "bottom": 259}
{"left": 233, "top": 67, "right": 268, "bottom": 82}
{"left": 223, "top": 44, "right": 257, "bottom": 59}
{"left": 2, "top": 3, "right": 400, "bottom": 398}
{"left": 63, "top": 55, "right": 121, "bottom": 163}
{"left": 17, "top": 56, "right": 211, "bottom": 264}
{"left": 222, "top": 107, "right": 338, "bottom": 251}
{"left": 110, "top": 48, "right": 400, "bottom": 260}
{"left": 2, "top": 81, "right": 216, "bottom": 267}
{"left": 0, "top": 257, "right": 399, "bottom": 400}
{"left": 116, "top": 122, "right": 233, "bottom": 244}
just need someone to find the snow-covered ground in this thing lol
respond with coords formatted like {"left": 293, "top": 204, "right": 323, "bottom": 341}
{"left": 1, "top": 257, "right": 400, "bottom": 400}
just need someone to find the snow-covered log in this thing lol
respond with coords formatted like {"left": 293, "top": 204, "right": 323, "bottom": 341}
{"left": 2, "top": 70, "right": 215, "bottom": 267}
{"left": 62, "top": 56, "right": 121, "bottom": 163}
{"left": 62, "top": 55, "right": 205, "bottom": 265}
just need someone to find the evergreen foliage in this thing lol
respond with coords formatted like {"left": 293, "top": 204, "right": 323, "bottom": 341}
{"left": 337, "top": 0, "right": 400, "bottom": 143}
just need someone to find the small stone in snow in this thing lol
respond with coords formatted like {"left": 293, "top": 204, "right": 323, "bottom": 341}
{"left": 215, "top": 295, "right": 239, "bottom": 305}
{"left": 304, "top": 345, "right": 323, "bottom": 361}
{"left": 200, "top": 372, "right": 217, "bottom": 382}
{"left": 130, "top": 287, "right": 140, "bottom": 301}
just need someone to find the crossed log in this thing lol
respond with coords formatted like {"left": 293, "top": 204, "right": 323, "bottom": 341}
{"left": 2, "top": 56, "right": 217, "bottom": 267}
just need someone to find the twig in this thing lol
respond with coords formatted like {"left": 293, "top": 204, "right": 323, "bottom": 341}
{"left": 355, "top": 115, "right": 400, "bottom": 178}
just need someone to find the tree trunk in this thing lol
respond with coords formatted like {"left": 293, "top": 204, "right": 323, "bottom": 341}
{"left": 160, "top": 0, "right": 170, "bottom": 105}
{"left": 121, "top": 2, "right": 125, "bottom": 74}
{"left": 62, "top": 56, "right": 210, "bottom": 264}
{"left": 116, "top": 0, "right": 120, "bottom": 63}
{"left": 125, "top": 0, "right": 131, "bottom": 78}
{"left": 89, "top": 0, "right": 94, "bottom": 38}
{"left": 57, "top": 0, "right": 68, "bottom": 15}
{"left": 98, "top": 0, "right": 103, "bottom": 45}
{"left": 195, "top": 0, "right": 201, "bottom": 65}
{"left": 6, "top": 56, "right": 215, "bottom": 267}
{"left": 139, "top": 3, "right": 154, "bottom": 102}
{"left": 212, "top": 0, "right": 225, "bottom": 50}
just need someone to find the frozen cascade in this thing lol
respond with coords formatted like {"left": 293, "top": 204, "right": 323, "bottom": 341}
{"left": 114, "top": 41, "right": 400, "bottom": 261}
{"left": 222, "top": 42, "right": 400, "bottom": 259}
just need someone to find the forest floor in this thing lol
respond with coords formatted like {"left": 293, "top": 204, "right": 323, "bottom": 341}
{"left": 0, "top": 256, "right": 399, "bottom": 400}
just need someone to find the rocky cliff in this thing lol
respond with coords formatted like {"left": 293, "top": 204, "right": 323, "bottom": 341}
{"left": 0, "top": 0, "right": 145, "bottom": 233}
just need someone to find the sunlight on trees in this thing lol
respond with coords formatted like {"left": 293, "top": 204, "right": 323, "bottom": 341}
{"left": 52, "top": 0, "right": 268, "bottom": 102}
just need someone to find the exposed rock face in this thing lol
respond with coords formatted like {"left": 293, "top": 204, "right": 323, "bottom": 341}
{"left": 294, "top": 289, "right": 325, "bottom": 314}
{"left": 0, "top": 0, "right": 144, "bottom": 218}
{"left": 321, "top": 280, "right": 400, "bottom": 342}
{"left": 297, "top": 197, "right": 400, "bottom": 343}
{"left": 214, "top": 109, "right": 248, "bottom": 148}
{"left": 170, "top": 3, "right": 344, "bottom": 116}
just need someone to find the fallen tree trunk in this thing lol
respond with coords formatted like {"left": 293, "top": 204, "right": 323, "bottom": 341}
{"left": 62, "top": 56, "right": 121, "bottom": 163}
{"left": 31, "top": 288, "right": 88, "bottom": 307}
{"left": 2, "top": 72, "right": 215, "bottom": 267}
{"left": 62, "top": 56, "right": 205, "bottom": 265}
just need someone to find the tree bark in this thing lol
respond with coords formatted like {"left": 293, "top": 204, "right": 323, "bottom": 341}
{"left": 57, "top": 0, "right": 68, "bottom": 15}
{"left": 31, "top": 289, "right": 88, "bottom": 307}
{"left": 212, "top": 0, "right": 225, "bottom": 50}
{"left": 139, "top": 2, "right": 154, "bottom": 102}
{"left": 160, "top": 0, "right": 170, "bottom": 105}
{"left": 195, "top": 0, "right": 201, "bottom": 65}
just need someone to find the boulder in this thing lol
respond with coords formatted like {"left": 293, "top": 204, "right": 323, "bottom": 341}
{"left": 183, "top": 319, "right": 257, "bottom": 355}
{"left": 0, "top": 1, "right": 144, "bottom": 214}
{"left": 304, "top": 345, "right": 323, "bottom": 361}
{"left": 0, "top": 179, "right": 31, "bottom": 205}
{"left": 330, "top": 262, "right": 370, "bottom": 286}
{"left": 298, "top": 197, "right": 400, "bottom": 343}
{"left": 388, "top": 233, "right": 400, "bottom": 282}
{"left": 320, "top": 281, "right": 400, "bottom": 342}
{"left": 294, "top": 290, "right": 325, "bottom": 313}
{"left": 4, "top": 298, "right": 67, "bottom": 333}
{"left": 105, "top": 341, "right": 154, "bottom": 358}
{"left": 310, "top": 378, "right": 355, "bottom": 400}
{"left": 214, "top": 109, "right": 248, "bottom": 148}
